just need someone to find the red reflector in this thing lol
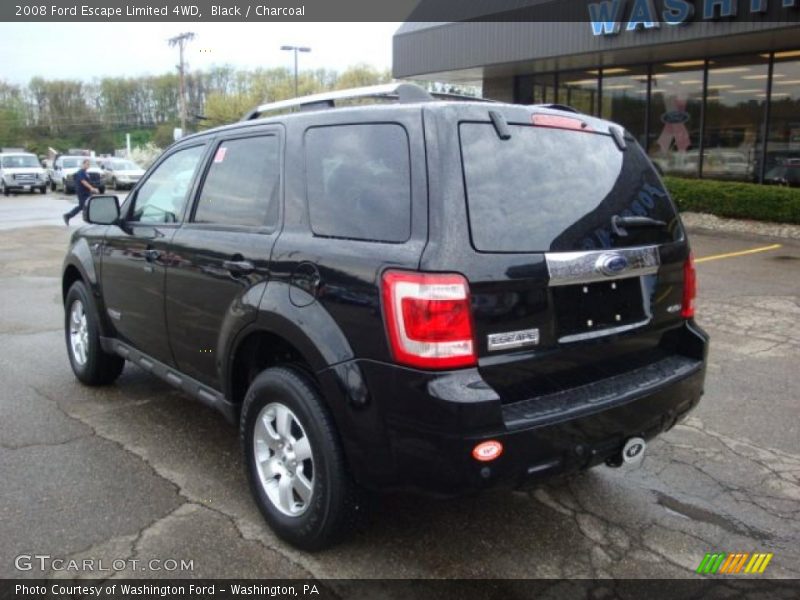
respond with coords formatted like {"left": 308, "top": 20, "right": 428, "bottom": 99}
{"left": 472, "top": 441, "right": 503, "bottom": 462}
{"left": 682, "top": 253, "right": 697, "bottom": 318}
{"left": 382, "top": 270, "right": 476, "bottom": 370}
{"left": 531, "top": 113, "right": 593, "bottom": 132}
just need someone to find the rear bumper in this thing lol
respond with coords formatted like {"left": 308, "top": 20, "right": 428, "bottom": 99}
{"left": 320, "top": 322, "right": 708, "bottom": 495}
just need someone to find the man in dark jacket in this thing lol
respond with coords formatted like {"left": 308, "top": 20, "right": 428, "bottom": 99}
{"left": 63, "top": 159, "right": 99, "bottom": 225}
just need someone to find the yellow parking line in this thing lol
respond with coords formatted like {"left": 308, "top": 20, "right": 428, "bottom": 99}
{"left": 695, "top": 244, "right": 782, "bottom": 264}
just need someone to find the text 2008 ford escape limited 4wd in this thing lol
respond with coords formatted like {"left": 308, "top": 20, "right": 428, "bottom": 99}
{"left": 61, "top": 83, "right": 708, "bottom": 550}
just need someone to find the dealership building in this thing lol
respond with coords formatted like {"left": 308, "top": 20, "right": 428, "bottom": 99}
{"left": 393, "top": 5, "right": 800, "bottom": 183}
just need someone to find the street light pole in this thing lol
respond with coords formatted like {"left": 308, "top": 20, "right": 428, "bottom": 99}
{"left": 280, "top": 45, "right": 311, "bottom": 98}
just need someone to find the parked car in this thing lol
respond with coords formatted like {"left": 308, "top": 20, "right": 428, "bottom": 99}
{"left": 62, "top": 83, "right": 708, "bottom": 551}
{"left": 0, "top": 152, "right": 48, "bottom": 195}
{"left": 702, "top": 149, "right": 753, "bottom": 180}
{"left": 764, "top": 158, "right": 800, "bottom": 187}
{"left": 52, "top": 156, "right": 105, "bottom": 194}
{"left": 101, "top": 158, "right": 146, "bottom": 190}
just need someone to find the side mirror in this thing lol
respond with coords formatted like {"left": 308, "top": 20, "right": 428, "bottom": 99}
{"left": 84, "top": 195, "right": 120, "bottom": 225}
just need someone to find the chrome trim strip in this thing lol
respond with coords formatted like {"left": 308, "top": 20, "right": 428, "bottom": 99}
{"left": 558, "top": 319, "right": 650, "bottom": 344}
{"left": 545, "top": 245, "right": 660, "bottom": 287}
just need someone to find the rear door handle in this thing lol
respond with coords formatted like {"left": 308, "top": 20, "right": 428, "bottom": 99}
{"left": 223, "top": 259, "right": 255, "bottom": 275}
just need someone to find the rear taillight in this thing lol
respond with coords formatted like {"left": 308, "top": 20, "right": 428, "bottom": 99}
{"left": 381, "top": 270, "right": 476, "bottom": 369}
{"left": 682, "top": 253, "right": 697, "bottom": 318}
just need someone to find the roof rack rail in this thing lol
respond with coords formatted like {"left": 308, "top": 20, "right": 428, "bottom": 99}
{"left": 242, "top": 82, "right": 491, "bottom": 120}
{"left": 535, "top": 103, "right": 581, "bottom": 114}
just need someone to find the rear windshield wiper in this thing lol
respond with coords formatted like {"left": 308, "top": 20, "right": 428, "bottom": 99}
{"left": 611, "top": 215, "right": 666, "bottom": 237}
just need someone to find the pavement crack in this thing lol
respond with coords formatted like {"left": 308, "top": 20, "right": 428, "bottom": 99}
{"left": 652, "top": 490, "right": 771, "bottom": 542}
{"left": 27, "top": 379, "right": 328, "bottom": 581}
{"left": 0, "top": 434, "right": 92, "bottom": 451}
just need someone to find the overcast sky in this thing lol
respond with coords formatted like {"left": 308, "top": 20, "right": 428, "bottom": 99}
{"left": 0, "top": 22, "right": 399, "bottom": 84}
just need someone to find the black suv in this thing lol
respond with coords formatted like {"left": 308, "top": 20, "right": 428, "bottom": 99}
{"left": 62, "top": 84, "right": 708, "bottom": 550}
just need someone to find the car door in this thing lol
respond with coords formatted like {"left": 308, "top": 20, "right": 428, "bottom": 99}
{"left": 101, "top": 142, "right": 209, "bottom": 365}
{"left": 166, "top": 128, "right": 283, "bottom": 388}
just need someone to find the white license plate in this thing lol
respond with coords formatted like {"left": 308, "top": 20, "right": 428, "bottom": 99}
{"left": 22, "top": 185, "right": 30, "bottom": 190}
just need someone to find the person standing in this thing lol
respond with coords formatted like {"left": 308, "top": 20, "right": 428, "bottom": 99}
{"left": 63, "top": 159, "right": 99, "bottom": 225}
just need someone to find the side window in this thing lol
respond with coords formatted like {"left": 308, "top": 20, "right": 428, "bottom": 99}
{"left": 305, "top": 123, "right": 411, "bottom": 243}
{"left": 193, "top": 135, "right": 280, "bottom": 227}
{"left": 130, "top": 145, "right": 205, "bottom": 224}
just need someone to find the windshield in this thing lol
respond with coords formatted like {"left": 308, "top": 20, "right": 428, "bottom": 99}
{"left": 62, "top": 158, "right": 99, "bottom": 168}
{"left": 2, "top": 155, "right": 40, "bottom": 168}
{"left": 459, "top": 122, "right": 681, "bottom": 252}
{"left": 112, "top": 160, "right": 140, "bottom": 170}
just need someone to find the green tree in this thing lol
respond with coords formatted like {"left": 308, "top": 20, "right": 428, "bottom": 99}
{"left": 335, "top": 64, "right": 392, "bottom": 89}
{"left": 153, "top": 123, "right": 178, "bottom": 148}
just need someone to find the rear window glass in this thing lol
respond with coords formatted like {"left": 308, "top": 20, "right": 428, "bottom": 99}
{"left": 305, "top": 124, "right": 411, "bottom": 243}
{"left": 459, "top": 123, "right": 680, "bottom": 252}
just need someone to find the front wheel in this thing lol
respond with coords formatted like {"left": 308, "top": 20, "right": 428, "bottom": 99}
{"left": 241, "top": 367, "right": 361, "bottom": 551}
{"left": 98, "top": 185, "right": 105, "bottom": 194}
{"left": 64, "top": 281, "right": 125, "bottom": 385}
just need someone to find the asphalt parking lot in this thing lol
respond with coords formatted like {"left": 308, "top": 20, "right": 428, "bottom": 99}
{"left": 1, "top": 190, "right": 798, "bottom": 583}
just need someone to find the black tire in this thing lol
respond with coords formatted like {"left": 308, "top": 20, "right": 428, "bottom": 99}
{"left": 111, "top": 177, "right": 117, "bottom": 191}
{"left": 2, "top": 182, "right": 8, "bottom": 196}
{"left": 39, "top": 186, "right": 47, "bottom": 194}
{"left": 50, "top": 180, "right": 56, "bottom": 192}
{"left": 64, "top": 281, "right": 125, "bottom": 386}
{"left": 241, "top": 366, "right": 361, "bottom": 551}
{"left": 98, "top": 185, "right": 105, "bottom": 194}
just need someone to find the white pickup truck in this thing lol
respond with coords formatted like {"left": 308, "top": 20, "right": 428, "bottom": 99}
{"left": 0, "top": 152, "right": 48, "bottom": 195}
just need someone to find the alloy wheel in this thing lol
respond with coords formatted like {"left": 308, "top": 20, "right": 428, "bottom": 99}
{"left": 69, "top": 299, "right": 89, "bottom": 366}
{"left": 253, "top": 402, "right": 315, "bottom": 517}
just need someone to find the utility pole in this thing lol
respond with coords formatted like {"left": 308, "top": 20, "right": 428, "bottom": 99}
{"left": 168, "top": 32, "right": 196, "bottom": 137}
{"left": 280, "top": 45, "right": 311, "bottom": 97}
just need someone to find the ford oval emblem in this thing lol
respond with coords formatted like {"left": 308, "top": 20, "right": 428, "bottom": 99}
{"left": 661, "top": 110, "right": 690, "bottom": 125}
{"left": 596, "top": 253, "right": 629, "bottom": 276}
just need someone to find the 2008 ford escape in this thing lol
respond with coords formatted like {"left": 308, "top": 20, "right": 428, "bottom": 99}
{"left": 61, "top": 83, "right": 708, "bottom": 550}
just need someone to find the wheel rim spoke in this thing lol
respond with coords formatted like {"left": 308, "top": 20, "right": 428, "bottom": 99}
{"left": 278, "top": 473, "right": 294, "bottom": 512}
{"left": 274, "top": 405, "right": 292, "bottom": 439}
{"left": 293, "top": 436, "right": 312, "bottom": 462}
{"left": 266, "top": 457, "right": 283, "bottom": 479}
{"left": 293, "top": 472, "right": 313, "bottom": 503}
{"left": 256, "top": 415, "right": 279, "bottom": 453}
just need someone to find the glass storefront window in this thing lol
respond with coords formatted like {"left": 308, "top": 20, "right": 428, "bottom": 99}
{"left": 702, "top": 55, "right": 768, "bottom": 182}
{"left": 516, "top": 73, "right": 557, "bottom": 105}
{"left": 648, "top": 61, "right": 705, "bottom": 177}
{"left": 513, "top": 50, "right": 798, "bottom": 186}
{"left": 558, "top": 70, "right": 599, "bottom": 115}
{"left": 600, "top": 66, "right": 649, "bottom": 147}
{"left": 765, "top": 51, "right": 800, "bottom": 186}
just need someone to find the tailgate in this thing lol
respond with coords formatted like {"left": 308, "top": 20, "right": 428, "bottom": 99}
{"left": 455, "top": 111, "right": 693, "bottom": 402}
